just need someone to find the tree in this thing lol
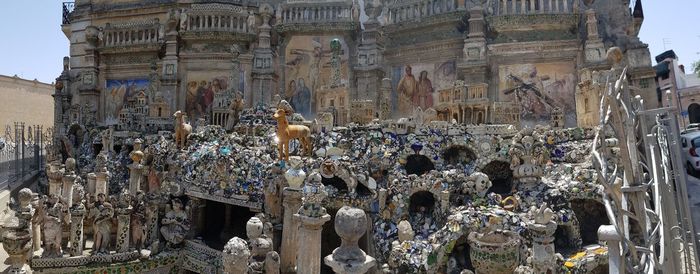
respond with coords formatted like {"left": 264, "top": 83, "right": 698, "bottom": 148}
{"left": 693, "top": 60, "right": 700, "bottom": 76}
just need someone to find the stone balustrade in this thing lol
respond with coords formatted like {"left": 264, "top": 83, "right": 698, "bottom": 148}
{"left": 182, "top": 11, "right": 254, "bottom": 34}
{"left": 103, "top": 21, "right": 162, "bottom": 48}
{"left": 279, "top": 3, "right": 354, "bottom": 24}
{"left": 496, "top": 0, "right": 574, "bottom": 15}
{"left": 388, "top": 0, "right": 461, "bottom": 24}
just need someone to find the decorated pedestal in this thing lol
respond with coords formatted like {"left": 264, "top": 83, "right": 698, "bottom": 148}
{"left": 294, "top": 213, "right": 331, "bottom": 274}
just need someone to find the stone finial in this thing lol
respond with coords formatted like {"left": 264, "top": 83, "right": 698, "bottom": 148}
{"left": 332, "top": 206, "right": 368, "bottom": 263}
{"left": 265, "top": 251, "right": 281, "bottom": 274}
{"left": 223, "top": 237, "right": 251, "bottom": 274}
{"left": 397, "top": 220, "right": 414, "bottom": 242}
{"left": 325, "top": 206, "right": 376, "bottom": 274}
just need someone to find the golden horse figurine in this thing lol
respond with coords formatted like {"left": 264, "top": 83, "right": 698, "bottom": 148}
{"left": 173, "top": 110, "right": 192, "bottom": 149}
{"left": 273, "top": 108, "right": 312, "bottom": 161}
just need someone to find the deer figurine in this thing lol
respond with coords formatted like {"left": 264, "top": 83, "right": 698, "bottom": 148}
{"left": 273, "top": 108, "right": 312, "bottom": 161}
{"left": 173, "top": 110, "right": 192, "bottom": 149}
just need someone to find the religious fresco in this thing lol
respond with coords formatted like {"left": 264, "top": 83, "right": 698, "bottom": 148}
{"left": 498, "top": 62, "right": 577, "bottom": 127}
{"left": 391, "top": 61, "right": 456, "bottom": 117}
{"left": 105, "top": 79, "right": 150, "bottom": 122}
{"left": 185, "top": 73, "right": 230, "bottom": 121}
{"left": 284, "top": 36, "right": 350, "bottom": 118}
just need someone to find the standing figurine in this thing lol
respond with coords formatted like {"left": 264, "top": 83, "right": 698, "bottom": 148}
{"left": 91, "top": 193, "right": 114, "bottom": 255}
{"left": 273, "top": 108, "right": 312, "bottom": 161}
{"left": 160, "top": 198, "right": 190, "bottom": 248}
{"left": 173, "top": 111, "right": 192, "bottom": 149}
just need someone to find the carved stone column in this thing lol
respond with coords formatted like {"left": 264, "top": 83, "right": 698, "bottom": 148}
{"left": 86, "top": 173, "right": 97, "bottom": 195}
{"left": 145, "top": 197, "right": 161, "bottom": 252}
{"left": 528, "top": 219, "right": 558, "bottom": 273}
{"left": 128, "top": 139, "right": 144, "bottom": 194}
{"left": 62, "top": 172, "right": 77, "bottom": 206}
{"left": 324, "top": 206, "right": 376, "bottom": 274}
{"left": 116, "top": 205, "right": 132, "bottom": 252}
{"left": 95, "top": 171, "right": 109, "bottom": 195}
{"left": 69, "top": 204, "right": 86, "bottom": 256}
{"left": 280, "top": 188, "right": 303, "bottom": 273}
{"left": 47, "top": 163, "right": 64, "bottom": 196}
{"left": 294, "top": 213, "right": 330, "bottom": 274}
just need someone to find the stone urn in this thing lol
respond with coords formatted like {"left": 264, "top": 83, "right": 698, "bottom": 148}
{"left": 1, "top": 217, "right": 32, "bottom": 274}
{"left": 246, "top": 217, "right": 264, "bottom": 239}
{"left": 284, "top": 156, "right": 306, "bottom": 190}
{"left": 467, "top": 230, "right": 520, "bottom": 274}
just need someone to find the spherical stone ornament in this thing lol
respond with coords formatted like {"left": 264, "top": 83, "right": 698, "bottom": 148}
{"left": 332, "top": 206, "right": 368, "bottom": 264}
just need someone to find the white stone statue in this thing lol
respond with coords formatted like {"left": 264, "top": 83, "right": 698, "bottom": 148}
{"left": 179, "top": 9, "right": 188, "bottom": 31}
{"left": 41, "top": 195, "right": 65, "bottom": 258}
{"left": 160, "top": 198, "right": 190, "bottom": 247}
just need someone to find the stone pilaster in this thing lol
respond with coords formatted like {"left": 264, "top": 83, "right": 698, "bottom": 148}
{"left": 280, "top": 188, "right": 303, "bottom": 273}
{"left": 584, "top": 9, "right": 606, "bottom": 64}
{"left": 116, "top": 206, "right": 132, "bottom": 252}
{"left": 294, "top": 213, "right": 331, "bottom": 274}
{"left": 162, "top": 12, "right": 179, "bottom": 110}
{"left": 69, "top": 205, "right": 86, "bottom": 256}
{"left": 463, "top": 6, "right": 486, "bottom": 63}
{"left": 251, "top": 4, "right": 277, "bottom": 106}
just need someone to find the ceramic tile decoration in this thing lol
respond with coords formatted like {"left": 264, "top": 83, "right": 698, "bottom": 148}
{"left": 4, "top": 0, "right": 670, "bottom": 273}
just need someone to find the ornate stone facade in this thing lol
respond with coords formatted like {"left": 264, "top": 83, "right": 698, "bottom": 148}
{"left": 21, "top": 0, "right": 661, "bottom": 273}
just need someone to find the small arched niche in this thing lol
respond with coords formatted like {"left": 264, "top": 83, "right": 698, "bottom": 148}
{"left": 405, "top": 154, "right": 435, "bottom": 176}
{"left": 570, "top": 199, "right": 609, "bottom": 246}
{"left": 480, "top": 160, "right": 513, "bottom": 195}
{"left": 442, "top": 145, "right": 476, "bottom": 167}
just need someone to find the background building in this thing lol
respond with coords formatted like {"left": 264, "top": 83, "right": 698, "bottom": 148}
{"left": 0, "top": 75, "right": 54, "bottom": 132}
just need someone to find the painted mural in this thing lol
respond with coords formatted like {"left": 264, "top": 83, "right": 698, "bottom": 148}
{"left": 285, "top": 36, "right": 350, "bottom": 118}
{"left": 391, "top": 61, "right": 456, "bottom": 117}
{"left": 185, "top": 73, "right": 232, "bottom": 121}
{"left": 498, "top": 62, "right": 577, "bottom": 127}
{"left": 105, "top": 79, "right": 150, "bottom": 123}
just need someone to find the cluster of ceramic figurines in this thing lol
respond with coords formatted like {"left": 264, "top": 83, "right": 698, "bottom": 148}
{"left": 29, "top": 154, "right": 190, "bottom": 259}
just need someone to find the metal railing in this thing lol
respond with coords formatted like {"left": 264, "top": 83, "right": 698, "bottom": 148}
{"left": 0, "top": 123, "right": 49, "bottom": 190}
{"left": 62, "top": 2, "right": 75, "bottom": 25}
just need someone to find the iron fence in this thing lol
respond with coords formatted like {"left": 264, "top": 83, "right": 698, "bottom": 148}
{"left": 0, "top": 122, "right": 50, "bottom": 190}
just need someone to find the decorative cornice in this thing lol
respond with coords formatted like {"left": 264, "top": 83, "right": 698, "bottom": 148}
{"left": 275, "top": 22, "right": 358, "bottom": 34}
{"left": 487, "top": 13, "right": 580, "bottom": 32}
{"left": 487, "top": 40, "right": 580, "bottom": 56}
{"left": 180, "top": 31, "right": 256, "bottom": 42}
{"left": 383, "top": 11, "right": 464, "bottom": 33}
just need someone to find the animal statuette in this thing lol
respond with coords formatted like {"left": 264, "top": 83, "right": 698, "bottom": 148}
{"left": 273, "top": 108, "right": 312, "bottom": 161}
{"left": 173, "top": 110, "right": 192, "bottom": 149}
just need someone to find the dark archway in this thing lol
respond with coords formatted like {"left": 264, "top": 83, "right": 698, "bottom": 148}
{"left": 202, "top": 200, "right": 256, "bottom": 250}
{"left": 321, "top": 209, "right": 341, "bottom": 274}
{"left": 554, "top": 225, "right": 578, "bottom": 255}
{"left": 480, "top": 161, "right": 513, "bottom": 195}
{"left": 442, "top": 145, "right": 476, "bottom": 166}
{"left": 409, "top": 191, "right": 436, "bottom": 214}
{"left": 405, "top": 154, "right": 435, "bottom": 176}
{"left": 689, "top": 103, "right": 700, "bottom": 124}
{"left": 570, "top": 199, "right": 609, "bottom": 246}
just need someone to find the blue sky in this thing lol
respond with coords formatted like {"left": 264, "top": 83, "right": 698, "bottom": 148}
{"left": 0, "top": 1, "right": 696, "bottom": 84}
